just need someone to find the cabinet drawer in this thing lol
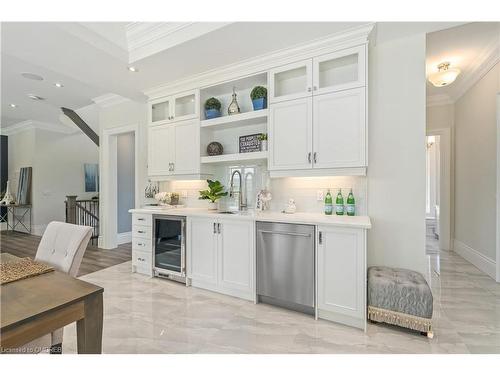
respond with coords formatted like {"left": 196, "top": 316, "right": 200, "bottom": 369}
{"left": 133, "top": 214, "right": 152, "bottom": 227}
{"left": 132, "top": 249, "right": 152, "bottom": 268}
{"left": 133, "top": 238, "right": 152, "bottom": 251}
{"left": 132, "top": 225, "right": 152, "bottom": 239}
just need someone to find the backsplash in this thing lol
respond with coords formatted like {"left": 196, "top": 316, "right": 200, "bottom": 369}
{"left": 159, "top": 171, "right": 367, "bottom": 215}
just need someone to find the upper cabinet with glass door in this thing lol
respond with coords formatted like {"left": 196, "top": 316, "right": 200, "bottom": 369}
{"left": 149, "top": 89, "right": 199, "bottom": 125}
{"left": 269, "top": 45, "right": 366, "bottom": 103}
{"left": 312, "top": 45, "right": 366, "bottom": 95}
{"left": 269, "top": 60, "right": 312, "bottom": 103}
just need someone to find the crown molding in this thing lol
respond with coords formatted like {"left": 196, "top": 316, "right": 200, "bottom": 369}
{"left": 0, "top": 120, "right": 76, "bottom": 136}
{"left": 92, "top": 93, "right": 131, "bottom": 108}
{"left": 452, "top": 39, "right": 500, "bottom": 102}
{"left": 143, "top": 23, "right": 375, "bottom": 100}
{"left": 426, "top": 94, "right": 454, "bottom": 107}
{"left": 126, "top": 22, "right": 231, "bottom": 63}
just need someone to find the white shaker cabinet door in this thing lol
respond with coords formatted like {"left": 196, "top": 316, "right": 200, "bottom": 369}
{"left": 172, "top": 120, "right": 200, "bottom": 175}
{"left": 148, "top": 124, "right": 174, "bottom": 176}
{"left": 188, "top": 217, "right": 218, "bottom": 288}
{"left": 312, "top": 88, "right": 366, "bottom": 169}
{"left": 317, "top": 226, "right": 366, "bottom": 327}
{"left": 269, "top": 97, "right": 313, "bottom": 171}
{"left": 217, "top": 219, "right": 254, "bottom": 300}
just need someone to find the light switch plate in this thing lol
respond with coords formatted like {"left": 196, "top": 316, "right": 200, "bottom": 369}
{"left": 317, "top": 190, "right": 324, "bottom": 201}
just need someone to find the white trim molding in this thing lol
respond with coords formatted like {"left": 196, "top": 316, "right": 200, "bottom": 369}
{"left": 0, "top": 120, "right": 76, "bottom": 136}
{"left": 117, "top": 231, "right": 132, "bottom": 245}
{"left": 143, "top": 23, "right": 375, "bottom": 99}
{"left": 453, "top": 239, "right": 497, "bottom": 280}
{"left": 92, "top": 93, "right": 131, "bottom": 108}
{"left": 126, "top": 22, "right": 231, "bottom": 63}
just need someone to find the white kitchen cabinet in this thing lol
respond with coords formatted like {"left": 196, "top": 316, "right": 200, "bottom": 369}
{"left": 131, "top": 213, "right": 153, "bottom": 277}
{"left": 312, "top": 88, "right": 366, "bottom": 168}
{"left": 148, "top": 119, "right": 200, "bottom": 177}
{"left": 269, "top": 60, "right": 313, "bottom": 103}
{"left": 268, "top": 97, "right": 313, "bottom": 171}
{"left": 217, "top": 219, "right": 254, "bottom": 299}
{"left": 312, "top": 45, "right": 366, "bottom": 95}
{"left": 188, "top": 217, "right": 218, "bottom": 287}
{"left": 149, "top": 89, "right": 199, "bottom": 125}
{"left": 317, "top": 226, "right": 366, "bottom": 330}
{"left": 187, "top": 217, "right": 254, "bottom": 301}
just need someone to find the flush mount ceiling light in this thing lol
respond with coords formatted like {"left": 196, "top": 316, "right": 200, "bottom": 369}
{"left": 127, "top": 66, "right": 139, "bottom": 72}
{"left": 428, "top": 62, "right": 461, "bottom": 87}
{"left": 27, "top": 94, "right": 46, "bottom": 101}
{"left": 54, "top": 82, "right": 64, "bottom": 88}
{"left": 9, "top": 103, "right": 17, "bottom": 108}
{"left": 21, "top": 72, "right": 44, "bottom": 81}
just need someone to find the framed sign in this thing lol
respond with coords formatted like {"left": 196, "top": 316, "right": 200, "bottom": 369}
{"left": 239, "top": 133, "right": 260, "bottom": 153}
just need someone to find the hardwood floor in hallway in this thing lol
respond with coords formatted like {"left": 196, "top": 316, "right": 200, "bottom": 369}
{"left": 0, "top": 231, "right": 131, "bottom": 276}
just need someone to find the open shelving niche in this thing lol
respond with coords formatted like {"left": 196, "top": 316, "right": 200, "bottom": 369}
{"left": 199, "top": 72, "right": 268, "bottom": 166}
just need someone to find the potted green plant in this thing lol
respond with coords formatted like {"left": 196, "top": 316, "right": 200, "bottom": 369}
{"left": 258, "top": 133, "right": 268, "bottom": 151}
{"left": 204, "top": 97, "right": 222, "bottom": 119}
{"left": 199, "top": 179, "right": 228, "bottom": 210}
{"left": 250, "top": 86, "right": 267, "bottom": 110}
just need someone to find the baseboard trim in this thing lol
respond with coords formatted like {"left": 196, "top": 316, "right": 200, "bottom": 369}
{"left": 453, "top": 239, "right": 496, "bottom": 279}
{"left": 117, "top": 231, "right": 132, "bottom": 245}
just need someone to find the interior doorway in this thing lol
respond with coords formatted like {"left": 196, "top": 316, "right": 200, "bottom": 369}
{"left": 100, "top": 124, "right": 139, "bottom": 249}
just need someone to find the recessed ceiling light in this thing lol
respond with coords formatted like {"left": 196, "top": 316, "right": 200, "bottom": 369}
{"left": 54, "top": 82, "right": 64, "bottom": 88}
{"left": 9, "top": 103, "right": 17, "bottom": 108}
{"left": 27, "top": 94, "right": 45, "bottom": 101}
{"left": 127, "top": 66, "right": 139, "bottom": 73}
{"left": 21, "top": 72, "right": 44, "bottom": 81}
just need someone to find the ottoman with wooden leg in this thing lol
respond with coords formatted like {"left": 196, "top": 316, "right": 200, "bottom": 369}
{"left": 367, "top": 266, "right": 434, "bottom": 338}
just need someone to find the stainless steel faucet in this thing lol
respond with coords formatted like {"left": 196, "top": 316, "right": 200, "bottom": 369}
{"left": 229, "top": 170, "right": 247, "bottom": 211}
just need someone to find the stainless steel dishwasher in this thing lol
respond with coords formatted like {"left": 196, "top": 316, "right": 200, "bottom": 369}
{"left": 256, "top": 221, "right": 315, "bottom": 315}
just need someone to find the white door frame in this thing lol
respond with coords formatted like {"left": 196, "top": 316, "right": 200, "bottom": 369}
{"left": 100, "top": 124, "right": 140, "bottom": 249}
{"left": 496, "top": 94, "right": 500, "bottom": 282}
{"left": 427, "top": 127, "right": 452, "bottom": 252}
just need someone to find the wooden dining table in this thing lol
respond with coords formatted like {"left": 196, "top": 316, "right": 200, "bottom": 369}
{"left": 0, "top": 253, "right": 103, "bottom": 354}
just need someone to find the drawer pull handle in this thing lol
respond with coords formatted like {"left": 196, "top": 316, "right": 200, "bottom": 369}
{"left": 138, "top": 218, "right": 145, "bottom": 221}
{"left": 138, "top": 243, "right": 145, "bottom": 246}
{"left": 138, "top": 230, "right": 145, "bottom": 234}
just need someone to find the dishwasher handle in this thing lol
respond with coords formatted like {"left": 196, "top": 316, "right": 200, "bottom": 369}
{"left": 258, "top": 229, "right": 311, "bottom": 237}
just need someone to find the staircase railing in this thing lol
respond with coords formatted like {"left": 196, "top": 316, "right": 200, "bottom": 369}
{"left": 65, "top": 195, "right": 99, "bottom": 246}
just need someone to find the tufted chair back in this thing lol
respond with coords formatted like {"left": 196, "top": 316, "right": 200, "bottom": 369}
{"left": 35, "top": 221, "right": 92, "bottom": 277}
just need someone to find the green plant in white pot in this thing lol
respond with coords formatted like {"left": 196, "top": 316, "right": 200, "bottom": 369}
{"left": 198, "top": 180, "right": 228, "bottom": 210}
{"left": 258, "top": 133, "right": 268, "bottom": 151}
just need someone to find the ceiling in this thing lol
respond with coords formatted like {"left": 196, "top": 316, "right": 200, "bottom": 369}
{"left": 426, "top": 22, "right": 500, "bottom": 105}
{"left": 1, "top": 21, "right": 367, "bottom": 130}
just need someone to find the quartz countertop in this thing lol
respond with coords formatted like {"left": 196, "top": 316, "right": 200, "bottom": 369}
{"left": 129, "top": 207, "right": 371, "bottom": 229}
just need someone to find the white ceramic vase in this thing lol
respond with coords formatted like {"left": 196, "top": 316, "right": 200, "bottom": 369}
{"left": 261, "top": 140, "right": 268, "bottom": 151}
{"left": 208, "top": 201, "right": 218, "bottom": 210}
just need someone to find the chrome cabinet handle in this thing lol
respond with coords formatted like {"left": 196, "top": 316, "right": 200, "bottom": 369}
{"left": 307, "top": 87, "right": 312, "bottom": 92}
{"left": 308, "top": 152, "right": 312, "bottom": 163}
{"left": 137, "top": 230, "right": 145, "bottom": 234}
{"left": 217, "top": 223, "right": 221, "bottom": 234}
{"left": 258, "top": 230, "right": 311, "bottom": 237}
{"left": 172, "top": 163, "right": 175, "bottom": 171}
{"left": 313, "top": 152, "right": 317, "bottom": 163}
{"left": 318, "top": 231, "right": 323, "bottom": 245}
{"left": 313, "top": 86, "right": 318, "bottom": 91}
{"left": 213, "top": 222, "right": 217, "bottom": 234}
{"left": 137, "top": 218, "right": 145, "bottom": 221}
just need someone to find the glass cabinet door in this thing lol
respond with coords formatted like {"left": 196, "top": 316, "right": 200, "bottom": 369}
{"left": 269, "top": 60, "right": 313, "bottom": 103}
{"left": 312, "top": 45, "right": 366, "bottom": 95}
{"left": 151, "top": 98, "right": 171, "bottom": 124}
{"left": 172, "top": 90, "right": 199, "bottom": 122}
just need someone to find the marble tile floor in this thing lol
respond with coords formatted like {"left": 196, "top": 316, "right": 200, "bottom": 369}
{"left": 62, "top": 251, "right": 500, "bottom": 354}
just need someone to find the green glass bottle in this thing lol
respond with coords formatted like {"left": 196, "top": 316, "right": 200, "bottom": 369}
{"left": 324, "top": 189, "right": 333, "bottom": 215}
{"left": 346, "top": 188, "right": 355, "bottom": 216}
{"left": 335, "top": 189, "right": 344, "bottom": 215}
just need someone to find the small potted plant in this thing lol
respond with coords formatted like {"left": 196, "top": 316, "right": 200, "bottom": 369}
{"left": 199, "top": 179, "right": 228, "bottom": 210}
{"left": 258, "top": 133, "right": 268, "bottom": 151}
{"left": 250, "top": 86, "right": 267, "bottom": 110}
{"left": 204, "top": 97, "right": 222, "bottom": 119}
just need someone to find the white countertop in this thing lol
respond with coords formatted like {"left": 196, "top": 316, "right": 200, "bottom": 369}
{"left": 129, "top": 207, "right": 371, "bottom": 229}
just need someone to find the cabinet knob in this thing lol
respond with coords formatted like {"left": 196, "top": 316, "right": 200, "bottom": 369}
{"left": 313, "top": 86, "right": 318, "bottom": 91}
{"left": 307, "top": 87, "right": 312, "bottom": 92}
{"left": 308, "top": 152, "right": 312, "bottom": 163}
{"left": 313, "top": 152, "right": 317, "bottom": 163}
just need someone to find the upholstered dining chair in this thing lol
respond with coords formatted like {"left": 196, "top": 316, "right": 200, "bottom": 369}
{"left": 18, "top": 221, "right": 92, "bottom": 354}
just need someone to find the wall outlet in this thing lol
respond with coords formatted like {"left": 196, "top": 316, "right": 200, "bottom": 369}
{"left": 181, "top": 190, "right": 188, "bottom": 198}
{"left": 317, "top": 190, "right": 324, "bottom": 201}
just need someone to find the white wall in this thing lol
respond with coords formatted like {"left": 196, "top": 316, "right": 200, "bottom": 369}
{"left": 454, "top": 63, "right": 499, "bottom": 270}
{"left": 427, "top": 104, "right": 454, "bottom": 131}
{"left": 367, "top": 33, "right": 428, "bottom": 276}
{"left": 117, "top": 132, "right": 135, "bottom": 234}
{"left": 7, "top": 128, "right": 98, "bottom": 234}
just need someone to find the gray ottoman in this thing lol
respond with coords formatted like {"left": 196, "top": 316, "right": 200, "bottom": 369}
{"left": 367, "top": 266, "right": 434, "bottom": 338}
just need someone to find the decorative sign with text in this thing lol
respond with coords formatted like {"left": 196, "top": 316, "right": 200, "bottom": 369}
{"left": 239, "top": 133, "right": 261, "bottom": 153}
